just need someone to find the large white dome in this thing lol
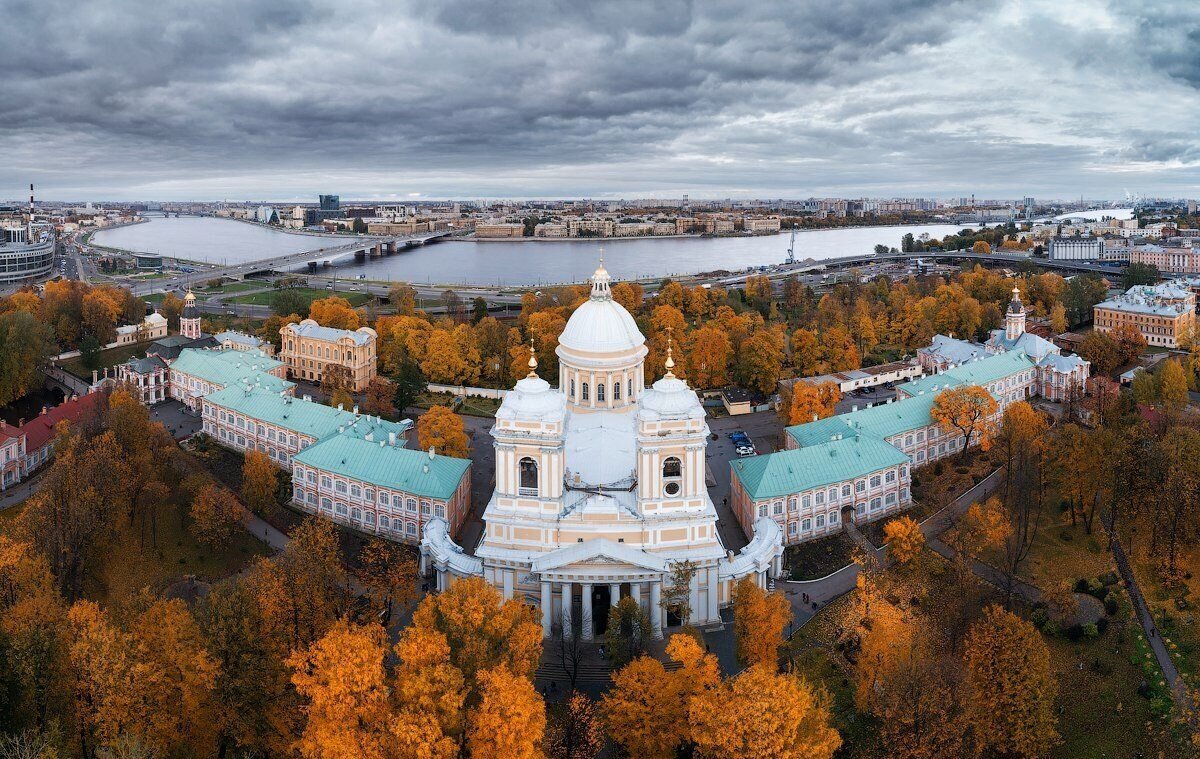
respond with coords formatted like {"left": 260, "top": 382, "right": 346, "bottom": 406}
{"left": 557, "top": 264, "right": 645, "bottom": 355}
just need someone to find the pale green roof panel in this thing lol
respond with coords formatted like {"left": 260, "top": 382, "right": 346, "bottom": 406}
{"left": 787, "top": 392, "right": 938, "bottom": 446}
{"left": 733, "top": 436, "right": 909, "bottom": 500}
{"left": 171, "top": 348, "right": 291, "bottom": 393}
{"left": 294, "top": 434, "right": 470, "bottom": 500}
{"left": 896, "top": 350, "right": 1034, "bottom": 397}
{"left": 204, "top": 385, "right": 411, "bottom": 441}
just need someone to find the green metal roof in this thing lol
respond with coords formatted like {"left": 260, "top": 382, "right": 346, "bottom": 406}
{"left": 896, "top": 350, "right": 1034, "bottom": 397}
{"left": 171, "top": 348, "right": 291, "bottom": 393}
{"left": 787, "top": 392, "right": 940, "bottom": 446}
{"left": 204, "top": 385, "right": 410, "bottom": 442}
{"left": 733, "top": 436, "right": 910, "bottom": 500}
{"left": 293, "top": 434, "right": 470, "bottom": 500}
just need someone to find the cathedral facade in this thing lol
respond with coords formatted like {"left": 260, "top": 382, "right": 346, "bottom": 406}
{"left": 422, "top": 263, "right": 784, "bottom": 639}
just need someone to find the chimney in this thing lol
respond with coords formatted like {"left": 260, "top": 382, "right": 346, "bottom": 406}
{"left": 40, "top": 406, "right": 47, "bottom": 415}
{"left": 388, "top": 431, "right": 396, "bottom": 446}
{"left": 353, "top": 405, "right": 359, "bottom": 415}
{"left": 427, "top": 446, "right": 435, "bottom": 459}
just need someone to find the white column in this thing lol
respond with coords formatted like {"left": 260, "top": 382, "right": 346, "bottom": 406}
{"left": 706, "top": 567, "right": 718, "bottom": 624}
{"left": 650, "top": 580, "right": 663, "bottom": 639}
{"left": 610, "top": 583, "right": 621, "bottom": 606}
{"left": 503, "top": 570, "right": 514, "bottom": 601}
{"left": 688, "top": 573, "right": 700, "bottom": 625}
{"left": 436, "top": 568, "right": 447, "bottom": 592}
{"left": 418, "top": 552, "right": 428, "bottom": 576}
{"left": 630, "top": 583, "right": 642, "bottom": 615}
{"left": 581, "top": 583, "right": 594, "bottom": 641}
{"left": 541, "top": 581, "right": 553, "bottom": 638}
{"left": 561, "top": 582, "right": 573, "bottom": 639}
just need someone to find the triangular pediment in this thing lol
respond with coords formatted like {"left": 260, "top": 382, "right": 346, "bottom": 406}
{"left": 529, "top": 538, "right": 669, "bottom": 573}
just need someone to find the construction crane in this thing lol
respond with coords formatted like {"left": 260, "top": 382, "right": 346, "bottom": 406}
{"left": 785, "top": 226, "right": 796, "bottom": 265}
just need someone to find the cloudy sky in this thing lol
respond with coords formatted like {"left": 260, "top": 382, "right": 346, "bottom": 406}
{"left": 2, "top": 0, "right": 1198, "bottom": 202}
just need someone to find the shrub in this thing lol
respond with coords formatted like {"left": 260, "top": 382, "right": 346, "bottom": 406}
{"left": 933, "top": 462, "right": 944, "bottom": 476}
{"left": 1041, "top": 620, "right": 1060, "bottom": 637}
{"left": 1031, "top": 606, "right": 1049, "bottom": 628}
{"left": 1067, "top": 624, "right": 1085, "bottom": 641}
{"left": 1096, "top": 618, "right": 1109, "bottom": 635}
{"left": 1082, "top": 623, "right": 1099, "bottom": 639}
{"left": 1087, "top": 578, "right": 1107, "bottom": 598}
{"left": 1104, "top": 594, "right": 1120, "bottom": 616}
{"left": 955, "top": 466, "right": 970, "bottom": 475}
{"left": 1099, "top": 571, "right": 1119, "bottom": 586}
{"left": 1074, "top": 578, "right": 1091, "bottom": 594}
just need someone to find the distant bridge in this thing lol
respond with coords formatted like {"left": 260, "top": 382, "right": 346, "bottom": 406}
{"left": 129, "top": 229, "right": 458, "bottom": 295}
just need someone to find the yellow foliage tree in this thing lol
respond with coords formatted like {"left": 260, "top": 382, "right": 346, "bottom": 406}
{"left": 731, "top": 576, "right": 791, "bottom": 668}
{"left": 930, "top": 385, "right": 998, "bottom": 460}
{"left": 737, "top": 329, "right": 785, "bottom": 394}
{"left": 689, "top": 664, "right": 841, "bottom": 759}
{"left": 241, "top": 449, "right": 277, "bottom": 515}
{"left": 467, "top": 666, "right": 547, "bottom": 759}
{"left": 417, "top": 405, "right": 470, "bottom": 459}
{"left": 962, "top": 605, "right": 1058, "bottom": 758}
{"left": 189, "top": 483, "right": 242, "bottom": 546}
{"left": 884, "top": 516, "right": 925, "bottom": 566}
{"left": 308, "top": 296, "right": 361, "bottom": 330}
{"left": 600, "top": 656, "right": 686, "bottom": 759}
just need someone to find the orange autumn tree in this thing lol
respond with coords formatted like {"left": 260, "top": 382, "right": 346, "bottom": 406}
{"left": 241, "top": 449, "right": 277, "bottom": 515}
{"left": 467, "top": 665, "right": 547, "bottom": 759}
{"left": 417, "top": 405, "right": 470, "bottom": 459}
{"left": 689, "top": 664, "right": 841, "bottom": 759}
{"left": 884, "top": 516, "right": 925, "bottom": 566}
{"left": 684, "top": 325, "right": 732, "bottom": 389}
{"left": 930, "top": 385, "right": 997, "bottom": 460}
{"left": 783, "top": 380, "right": 841, "bottom": 425}
{"left": 600, "top": 655, "right": 686, "bottom": 759}
{"left": 189, "top": 483, "right": 242, "bottom": 547}
{"left": 308, "top": 296, "right": 361, "bottom": 330}
{"left": 731, "top": 576, "right": 792, "bottom": 668}
{"left": 962, "top": 604, "right": 1058, "bottom": 758}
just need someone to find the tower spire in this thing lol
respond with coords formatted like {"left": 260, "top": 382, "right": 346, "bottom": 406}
{"left": 526, "top": 337, "right": 538, "bottom": 378}
{"left": 589, "top": 248, "right": 612, "bottom": 301}
{"left": 664, "top": 329, "right": 676, "bottom": 378}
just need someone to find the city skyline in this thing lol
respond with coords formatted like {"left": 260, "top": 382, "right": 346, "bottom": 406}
{"left": 3, "top": 0, "right": 1199, "bottom": 201}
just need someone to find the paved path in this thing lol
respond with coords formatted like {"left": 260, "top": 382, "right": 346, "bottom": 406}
{"left": 782, "top": 468, "right": 1005, "bottom": 627}
{"left": 1106, "top": 520, "right": 1196, "bottom": 722}
{"left": 0, "top": 468, "right": 50, "bottom": 513}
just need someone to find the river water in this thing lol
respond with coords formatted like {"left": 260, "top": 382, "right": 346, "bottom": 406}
{"left": 95, "top": 216, "right": 985, "bottom": 286}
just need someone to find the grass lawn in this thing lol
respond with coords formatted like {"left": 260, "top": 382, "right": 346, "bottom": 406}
{"left": 227, "top": 287, "right": 372, "bottom": 308}
{"left": 414, "top": 391, "right": 501, "bottom": 418}
{"left": 186, "top": 439, "right": 306, "bottom": 536}
{"left": 143, "top": 292, "right": 166, "bottom": 304}
{"left": 58, "top": 343, "right": 147, "bottom": 380}
{"left": 201, "top": 281, "right": 267, "bottom": 295}
{"left": 784, "top": 533, "right": 858, "bottom": 580}
{"left": 1130, "top": 544, "right": 1200, "bottom": 689}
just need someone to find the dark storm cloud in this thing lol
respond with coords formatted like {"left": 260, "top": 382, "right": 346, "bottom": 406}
{"left": 0, "top": 0, "right": 1198, "bottom": 200}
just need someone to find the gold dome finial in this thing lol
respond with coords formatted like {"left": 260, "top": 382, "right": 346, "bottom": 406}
{"left": 526, "top": 337, "right": 538, "bottom": 378}
{"left": 664, "top": 330, "right": 676, "bottom": 378}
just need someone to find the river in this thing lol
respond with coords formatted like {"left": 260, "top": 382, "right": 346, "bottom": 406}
{"left": 95, "top": 216, "right": 988, "bottom": 287}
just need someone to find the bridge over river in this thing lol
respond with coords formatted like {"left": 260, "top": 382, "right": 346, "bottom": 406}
{"left": 129, "top": 229, "right": 457, "bottom": 295}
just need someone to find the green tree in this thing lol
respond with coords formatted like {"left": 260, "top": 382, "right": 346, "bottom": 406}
{"left": 391, "top": 358, "right": 426, "bottom": 413}
{"left": 1122, "top": 262, "right": 1159, "bottom": 289}
{"left": 472, "top": 297, "right": 489, "bottom": 324}
{"left": 272, "top": 289, "right": 310, "bottom": 317}
{"left": 80, "top": 334, "right": 102, "bottom": 370}
{"left": 351, "top": 217, "right": 367, "bottom": 234}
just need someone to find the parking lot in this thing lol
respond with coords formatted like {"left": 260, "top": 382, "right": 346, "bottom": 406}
{"left": 704, "top": 410, "right": 785, "bottom": 551}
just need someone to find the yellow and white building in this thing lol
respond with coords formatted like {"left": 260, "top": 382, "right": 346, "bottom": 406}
{"left": 422, "top": 262, "right": 783, "bottom": 640}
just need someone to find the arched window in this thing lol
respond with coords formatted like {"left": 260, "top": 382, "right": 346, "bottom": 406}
{"left": 570, "top": 378, "right": 576, "bottom": 398}
{"left": 628, "top": 378, "right": 633, "bottom": 397}
{"left": 662, "top": 456, "right": 682, "bottom": 497}
{"left": 519, "top": 457, "right": 538, "bottom": 495}
{"left": 581, "top": 383, "right": 589, "bottom": 401}
{"left": 613, "top": 382, "right": 621, "bottom": 400}
{"left": 597, "top": 383, "right": 605, "bottom": 402}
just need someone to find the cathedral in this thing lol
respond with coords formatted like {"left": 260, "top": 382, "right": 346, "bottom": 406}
{"left": 422, "top": 261, "right": 784, "bottom": 639}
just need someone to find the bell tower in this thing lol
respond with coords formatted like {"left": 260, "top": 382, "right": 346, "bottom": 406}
{"left": 180, "top": 290, "right": 201, "bottom": 339}
{"left": 1005, "top": 286, "right": 1026, "bottom": 341}
{"left": 636, "top": 340, "right": 710, "bottom": 515}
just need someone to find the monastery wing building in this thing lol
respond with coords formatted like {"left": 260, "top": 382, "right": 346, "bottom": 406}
{"left": 422, "top": 262, "right": 784, "bottom": 639}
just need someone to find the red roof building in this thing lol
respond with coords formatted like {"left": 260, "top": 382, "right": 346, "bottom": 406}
{"left": 19, "top": 392, "right": 103, "bottom": 474}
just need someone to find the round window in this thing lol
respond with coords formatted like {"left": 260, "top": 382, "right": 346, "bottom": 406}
{"left": 664, "top": 481, "right": 681, "bottom": 497}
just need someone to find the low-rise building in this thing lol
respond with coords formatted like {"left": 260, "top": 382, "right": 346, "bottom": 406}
{"left": 201, "top": 385, "right": 471, "bottom": 545}
{"left": 1094, "top": 283, "right": 1196, "bottom": 348}
{"left": 743, "top": 216, "right": 782, "bottom": 233}
{"left": 216, "top": 330, "right": 273, "bottom": 355}
{"left": 109, "top": 312, "right": 168, "bottom": 348}
{"left": 0, "top": 421, "right": 24, "bottom": 490}
{"left": 168, "top": 348, "right": 291, "bottom": 411}
{"left": 117, "top": 356, "right": 170, "bottom": 405}
{"left": 279, "top": 320, "right": 378, "bottom": 391}
{"left": 19, "top": 392, "right": 103, "bottom": 474}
